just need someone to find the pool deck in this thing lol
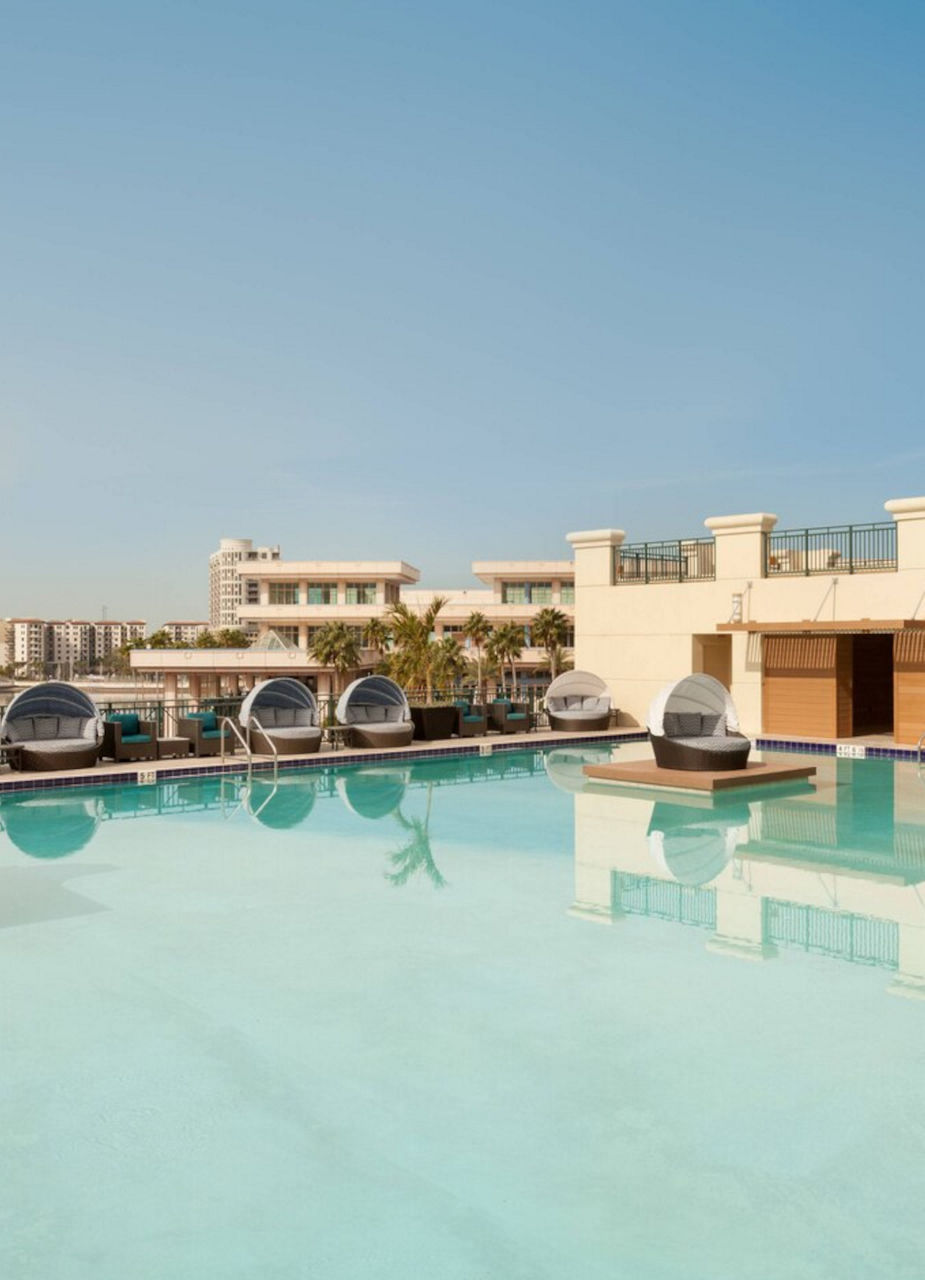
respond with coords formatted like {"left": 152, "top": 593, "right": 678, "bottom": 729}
{"left": 0, "top": 726, "right": 649, "bottom": 795}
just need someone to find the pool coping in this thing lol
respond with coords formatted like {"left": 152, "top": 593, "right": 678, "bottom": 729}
{"left": 0, "top": 730, "right": 917, "bottom": 798}
{"left": 0, "top": 729, "right": 650, "bottom": 796}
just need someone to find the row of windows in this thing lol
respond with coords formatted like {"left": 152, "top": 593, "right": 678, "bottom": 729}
{"left": 500, "top": 582, "right": 574, "bottom": 605}
{"left": 268, "top": 582, "right": 378, "bottom": 606}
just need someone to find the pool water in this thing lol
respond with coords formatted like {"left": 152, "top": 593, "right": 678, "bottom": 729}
{"left": 2, "top": 746, "right": 925, "bottom": 1279}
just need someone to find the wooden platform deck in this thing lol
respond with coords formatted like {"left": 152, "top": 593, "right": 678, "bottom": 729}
{"left": 582, "top": 759, "right": 816, "bottom": 793}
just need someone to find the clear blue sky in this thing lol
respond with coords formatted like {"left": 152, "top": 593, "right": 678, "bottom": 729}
{"left": 2, "top": 0, "right": 923, "bottom": 622}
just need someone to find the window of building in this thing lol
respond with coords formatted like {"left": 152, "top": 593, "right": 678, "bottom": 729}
{"left": 345, "top": 583, "right": 377, "bottom": 605}
{"left": 269, "top": 582, "right": 300, "bottom": 605}
{"left": 560, "top": 583, "right": 575, "bottom": 604}
{"left": 501, "top": 582, "right": 527, "bottom": 605}
{"left": 306, "top": 583, "right": 336, "bottom": 605}
{"left": 530, "top": 582, "right": 553, "bottom": 604}
{"left": 274, "top": 625, "right": 301, "bottom": 646}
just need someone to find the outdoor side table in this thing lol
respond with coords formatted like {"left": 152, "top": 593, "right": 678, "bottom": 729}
{"left": 157, "top": 737, "right": 190, "bottom": 760}
{"left": 323, "top": 725, "right": 353, "bottom": 751}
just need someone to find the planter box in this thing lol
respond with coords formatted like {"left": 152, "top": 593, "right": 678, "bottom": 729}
{"left": 410, "top": 704, "right": 459, "bottom": 741}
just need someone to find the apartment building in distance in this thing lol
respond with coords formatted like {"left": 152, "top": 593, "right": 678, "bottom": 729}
{"left": 161, "top": 621, "right": 211, "bottom": 646}
{"left": 0, "top": 619, "right": 146, "bottom": 675}
{"left": 209, "top": 538, "right": 281, "bottom": 630}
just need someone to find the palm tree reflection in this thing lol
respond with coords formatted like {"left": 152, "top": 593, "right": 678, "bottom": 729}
{"left": 386, "top": 782, "right": 445, "bottom": 889}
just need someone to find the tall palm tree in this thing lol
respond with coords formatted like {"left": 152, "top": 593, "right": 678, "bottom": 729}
{"left": 310, "top": 621, "right": 361, "bottom": 694}
{"left": 462, "top": 611, "right": 492, "bottom": 699}
{"left": 362, "top": 618, "right": 391, "bottom": 666}
{"left": 487, "top": 623, "right": 524, "bottom": 696}
{"left": 386, "top": 596, "right": 447, "bottom": 701}
{"left": 531, "top": 607, "right": 569, "bottom": 682}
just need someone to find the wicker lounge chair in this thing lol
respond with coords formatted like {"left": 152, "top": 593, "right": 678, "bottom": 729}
{"left": 455, "top": 699, "right": 488, "bottom": 737}
{"left": 102, "top": 711, "right": 157, "bottom": 762}
{"left": 545, "top": 670, "right": 613, "bottom": 732}
{"left": 335, "top": 676, "right": 414, "bottom": 749}
{"left": 0, "top": 682, "right": 103, "bottom": 771}
{"left": 647, "top": 674, "right": 751, "bottom": 771}
{"left": 489, "top": 698, "right": 531, "bottom": 734}
{"left": 239, "top": 678, "right": 322, "bottom": 756}
{"left": 177, "top": 709, "right": 235, "bottom": 758}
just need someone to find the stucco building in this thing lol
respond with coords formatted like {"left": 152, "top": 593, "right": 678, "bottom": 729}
{"left": 569, "top": 495, "right": 925, "bottom": 744}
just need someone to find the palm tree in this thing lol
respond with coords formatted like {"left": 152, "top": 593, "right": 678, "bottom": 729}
{"left": 310, "top": 621, "right": 361, "bottom": 694}
{"left": 462, "top": 611, "right": 492, "bottom": 699}
{"left": 386, "top": 596, "right": 447, "bottom": 701}
{"left": 362, "top": 618, "right": 391, "bottom": 666}
{"left": 431, "top": 636, "right": 467, "bottom": 690}
{"left": 531, "top": 607, "right": 569, "bottom": 682}
{"left": 487, "top": 623, "right": 524, "bottom": 696}
{"left": 216, "top": 628, "right": 251, "bottom": 648}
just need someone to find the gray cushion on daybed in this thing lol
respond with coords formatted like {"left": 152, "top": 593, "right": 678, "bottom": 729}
{"left": 668, "top": 736, "right": 746, "bottom": 753}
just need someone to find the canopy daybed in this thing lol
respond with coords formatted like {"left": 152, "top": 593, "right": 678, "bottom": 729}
{"left": 545, "top": 671, "right": 613, "bottom": 732}
{"left": 335, "top": 676, "right": 414, "bottom": 749}
{"left": 239, "top": 678, "right": 322, "bottom": 755}
{"left": 646, "top": 674, "right": 750, "bottom": 771}
{"left": 0, "top": 683, "right": 104, "bottom": 771}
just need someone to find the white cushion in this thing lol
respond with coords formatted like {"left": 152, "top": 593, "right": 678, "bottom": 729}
{"left": 33, "top": 716, "right": 60, "bottom": 740}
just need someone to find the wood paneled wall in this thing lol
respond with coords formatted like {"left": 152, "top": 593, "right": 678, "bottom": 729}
{"left": 762, "top": 635, "right": 853, "bottom": 738}
{"left": 893, "top": 632, "right": 925, "bottom": 744}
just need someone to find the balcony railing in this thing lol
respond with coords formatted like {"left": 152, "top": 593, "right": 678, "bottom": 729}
{"left": 614, "top": 538, "right": 716, "bottom": 584}
{"left": 764, "top": 523, "right": 896, "bottom": 577}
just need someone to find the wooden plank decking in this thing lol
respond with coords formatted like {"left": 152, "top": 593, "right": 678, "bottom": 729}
{"left": 583, "top": 759, "right": 816, "bottom": 793}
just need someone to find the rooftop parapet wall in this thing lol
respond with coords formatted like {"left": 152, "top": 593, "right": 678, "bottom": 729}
{"left": 885, "top": 497, "right": 925, "bottom": 571}
{"left": 703, "top": 513, "right": 779, "bottom": 580}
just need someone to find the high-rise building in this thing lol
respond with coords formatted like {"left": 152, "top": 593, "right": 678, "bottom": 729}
{"left": 1, "top": 618, "right": 147, "bottom": 676}
{"left": 161, "top": 621, "right": 210, "bottom": 646}
{"left": 208, "top": 538, "right": 281, "bottom": 630}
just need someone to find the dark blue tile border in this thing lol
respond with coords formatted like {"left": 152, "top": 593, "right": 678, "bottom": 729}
{"left": 0, "top": 729, "right": 650, "bottom": 797}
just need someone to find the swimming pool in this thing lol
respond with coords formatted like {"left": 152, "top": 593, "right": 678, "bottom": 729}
{"left": 2, "top": 745, "right": 924, "bottom": 1279}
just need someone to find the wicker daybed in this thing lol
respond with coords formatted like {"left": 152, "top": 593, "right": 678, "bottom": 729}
{"left": 647, "top": 674, "right": 751, "bottom": 771}
{"left": 336, "top": 676, "right": 414, "bottom": 749}
{"left": 545, "top": 670, "right": 613, "bottom": 732}
{"left": 239, "top": 678, "right": 322, "bottom": 756}
{"left": 0, "top": 682, "right": 104, "bottom": 771}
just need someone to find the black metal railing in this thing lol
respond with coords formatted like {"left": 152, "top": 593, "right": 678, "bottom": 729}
{"left": 764, "top": 523, "right": 896, "bottom": 576}
{"left": 614, "top": 538, "right": 716, "bottom": 584}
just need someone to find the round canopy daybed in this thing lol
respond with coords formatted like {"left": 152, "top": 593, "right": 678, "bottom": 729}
{"left": 239, "top": 678, "right": 322, "bottom": 756}
{"left": 0, "top": 683, "right": 104, "bottom": 771}
{"left": 545, "top": 671, "right": 613, "bottom": 732}
{"left": 646, "top": 674, "right": 750, "bottom": 772}
{"left": 335, "top": 676, "right": 413, "bottom": 749}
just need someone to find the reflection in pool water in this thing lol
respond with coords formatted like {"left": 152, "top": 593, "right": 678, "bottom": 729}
{"left": 2, "top": 749, "right": 925, "bottom": 1279}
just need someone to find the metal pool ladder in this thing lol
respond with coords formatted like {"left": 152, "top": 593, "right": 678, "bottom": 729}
{"left": 220, "top": 716, "right": 279, "bottom": 785}
{"left": 918, "top": 730, "right": 925, "bottom": 769}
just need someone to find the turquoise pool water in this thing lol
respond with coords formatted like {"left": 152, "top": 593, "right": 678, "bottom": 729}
{"left": 2, "top": 746, "right": 925, "bottom": 1279}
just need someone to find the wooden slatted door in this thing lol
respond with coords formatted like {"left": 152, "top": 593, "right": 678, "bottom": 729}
{"left": 893, "top": 631, "right": 925, "bottom": 745}
{"left": 762, "top": 634, "right": 853, "bottom": 738}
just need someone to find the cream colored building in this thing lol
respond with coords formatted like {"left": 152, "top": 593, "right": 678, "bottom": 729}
{"left": 209, "top": 537, "right": 281, "bottom": 630}
{"left": 568, "top": 495, "right": 925, "bottom": 743}
{"left": 130, "top": 557, "right": 575, "bottom": 697}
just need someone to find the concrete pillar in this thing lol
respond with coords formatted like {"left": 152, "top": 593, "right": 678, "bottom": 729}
{"left": 884, "top": 496, "right": 925, "bottom": 572}
{"left": 703, "top": 513, "right": 778, "bottom": 582}
{"left": 189, "top": 674, "right": 202, "bottom": 706}
{"left": 566, "top": 529, "right": 625, "bottom": 589}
